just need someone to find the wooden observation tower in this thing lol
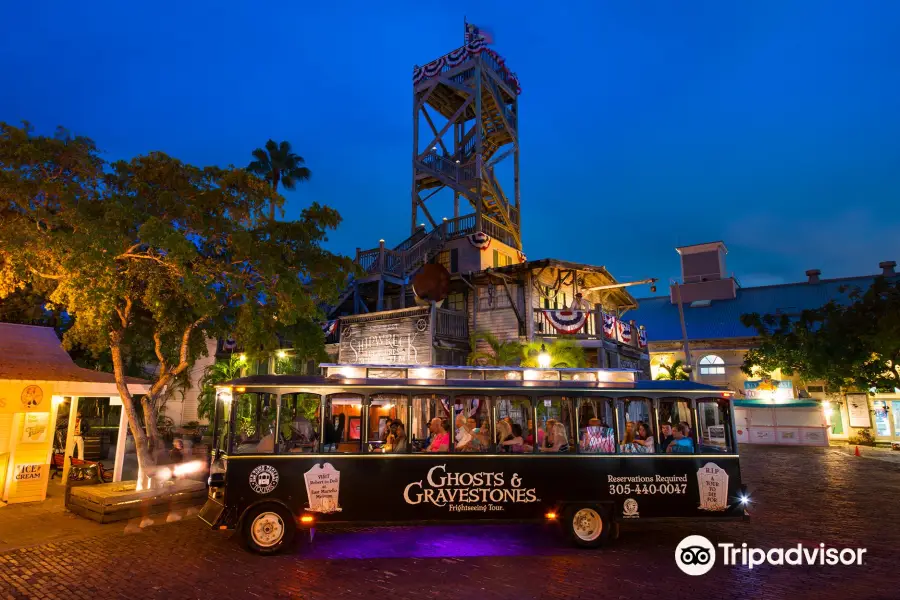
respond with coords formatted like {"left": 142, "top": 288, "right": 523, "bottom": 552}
{"left": 332, "top": 25, "right": 524, "bottom": 317}
{"left": 411, "top": 25, "right": 522, "bottom": 250}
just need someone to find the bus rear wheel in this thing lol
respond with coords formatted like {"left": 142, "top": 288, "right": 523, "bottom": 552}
{"left": 566, "top": 504, "right": 610, "bottom": 549}
{"left": 243, "top": 504, "right": 296, "bottom": 555}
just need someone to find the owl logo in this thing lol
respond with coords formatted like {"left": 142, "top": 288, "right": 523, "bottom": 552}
{"left": 21, "top": 385, "right": 43, "bottom": 409}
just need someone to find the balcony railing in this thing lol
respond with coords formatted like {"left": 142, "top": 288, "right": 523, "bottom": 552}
{"left": 434, "top": 307, "right": 468, "bottom": 341}
{"left": 533, "top": 308, "right": 648, "bottom": 351}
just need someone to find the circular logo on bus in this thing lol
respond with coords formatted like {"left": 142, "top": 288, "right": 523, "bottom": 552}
{"left": 623, "top": 498, "right": 639, "bottom": 518}
{"left": 249, "top": 465, "right": 279, "bottom": 495}
{"left": 21, "top": 385, "right": 43, "bottom": 409}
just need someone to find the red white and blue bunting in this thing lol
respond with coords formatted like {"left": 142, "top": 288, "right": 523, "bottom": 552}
{"left": 617, "top": 320, "right": 633, "bottom": 344}
{"left": 468, "top": 231, "right": 492, "bottom": 250}
{"left": 322, "top": 320, "right": 339, "bottom": 337}
{"left": 543, "top": 310, "right": 588, "bottom": 334}
{"left": 638, "top": 327, "right": 648, "bottom": 348}
{"left": 517, "top": 251, "right": 527, "bottom": 263}
{"left": 413, "top": 41, "right": 521, "bottom": 95}
{"left": 602, "top": 313, "right": 617, "bottom": 339}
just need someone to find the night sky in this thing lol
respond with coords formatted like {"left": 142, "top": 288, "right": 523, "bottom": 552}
{"left": 3, "top": 1, "right": 899, "bottom": 292}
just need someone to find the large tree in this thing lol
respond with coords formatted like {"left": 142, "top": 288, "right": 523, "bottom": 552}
{"left": 0, "top": 122, "right": 354, "bottom": 483}
{"left": 247, "top": 139, "right": 311, "bottom": 220}
{"left": 741, "top": 277, "right": 900, "bottom": 392}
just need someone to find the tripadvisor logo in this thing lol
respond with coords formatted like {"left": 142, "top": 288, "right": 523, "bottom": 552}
{"left": 675, "top": 535, "right": 868, "bottom": 576}
{"left": 403, "top": 464, "right": 538, "bottom": 511}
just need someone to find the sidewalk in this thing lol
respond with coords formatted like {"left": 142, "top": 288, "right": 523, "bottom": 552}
{"left": 0, "top": 480, "right": 202, "bottom": 553}
{"left": 830, "top": 442, "right": 900, "bottom": 465}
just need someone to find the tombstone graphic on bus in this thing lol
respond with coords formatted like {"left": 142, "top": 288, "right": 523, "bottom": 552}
{"left": 697, "top": 462, "right": 729, "bottom": 511}
{"left": 304, "top": 463, "right": 342, "bottom": 513}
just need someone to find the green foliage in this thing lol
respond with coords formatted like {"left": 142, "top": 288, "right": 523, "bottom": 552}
{"left": 197, "top": 355, "right": 247, "bottom": 422}
{"left": 741, "top": 277, "right": 900, "bottom": 392}
{"left": 247, "top": 139, "right": 311, "bottom": 220}
{"left": 655, "top": 360, "right": 689, "bottom": 381}
{"left": 466, "top": 331, "right": 523, "bottom": 366}
{"left": 0, "top": 122, "right": 354, "bottom": 471}
{"left": 521, "top": 339, "right": 588, "bottom": 368}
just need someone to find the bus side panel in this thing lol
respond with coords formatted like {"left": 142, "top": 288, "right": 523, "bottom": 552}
{"left": 221, "top": 455, "right": 744, "bottom": 526}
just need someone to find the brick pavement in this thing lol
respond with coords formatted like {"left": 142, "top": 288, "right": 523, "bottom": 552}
{"left": 1, "top": 446, "right": 899, "bottom": 599}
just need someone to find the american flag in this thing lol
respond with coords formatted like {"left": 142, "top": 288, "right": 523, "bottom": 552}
{"left": 465, "top": 22, "right": 494, "bottom": 44}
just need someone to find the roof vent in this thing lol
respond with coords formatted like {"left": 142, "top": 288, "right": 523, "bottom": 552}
{"left": 805, "top": 269, "right": 821, "bottom": 284}
{"left": 879, "top": 261, "right": 896, "bottom": 276}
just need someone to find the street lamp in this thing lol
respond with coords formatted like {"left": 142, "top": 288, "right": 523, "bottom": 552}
{"left": 538, "top": 344, "right": 551, "bottom": 368}
{"left": 238, "top": 353, "right": 246, "bottom": 362}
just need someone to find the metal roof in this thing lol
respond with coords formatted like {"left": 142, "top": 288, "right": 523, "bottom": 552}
{"left": 223, "top": 374, "right": 725, "bottom": 394}
{"left": 629, "top": 274, "right": 896, "bottom": 343}
{"left": 0, "top": 323, "right": 147, "bottom": 385}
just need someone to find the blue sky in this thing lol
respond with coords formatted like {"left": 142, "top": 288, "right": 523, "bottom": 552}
{"left": 3, "top": 1, "right": 899, "bottom": 292}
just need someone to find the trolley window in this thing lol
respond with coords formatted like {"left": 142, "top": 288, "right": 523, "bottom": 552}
{"left": 278, "top": 393, "right": 321, "bottom": 454}
{"left": 411, "top": 394, "right": 451, "bottom": 453}
{"left": 233, "top": 393, "right": 278, "bottom": 454}
{"left": 697, "top": 397, "right": 734, "bottom": 453}
{"left": 324, "top": 394, "right": 363, "bottom": 453}
{"left": 536, "top": 395, "right": 575, "bottom": 453}
{"left": 454, "top": 394, "right": 491, "bottom": 452}
{"left": 368, "top": 393, "right": 409, "bottom": 453}
{"left": 577, "top": 397, "right": 616, "bottom": 454}
{"left": 658, "top": 397, "right": 695, "bottom": 454}
{"left": 618, "top": 397, "right": 655, "bottom": 454}
{"left": 494, "top": 395, "right": 533, "bottom": 453}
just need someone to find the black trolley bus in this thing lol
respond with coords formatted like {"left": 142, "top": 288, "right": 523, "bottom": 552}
{"left": 200, "top": 365, "right": 749, "bottom": 554}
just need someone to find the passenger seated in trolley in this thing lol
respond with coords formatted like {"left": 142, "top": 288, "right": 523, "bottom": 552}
{"left": 620, "top": 421, "right": 655, "bottom": 453}
{"left": 579, "top": 418, "right": 615, "bottom": 454}
{"left": 497, "top": 420, "right": 525, "bottom": 453}
{"left": 426, "top": 418, "right": 450, "bottom": 452}
{"left": 380, "top": 420, "right": 407, "bottom": 453}
{"left": 667, "top": 423, "right": 695, "bottom": 453}
{"left": 539, "top": 421, "right": 569, "bottom": 453}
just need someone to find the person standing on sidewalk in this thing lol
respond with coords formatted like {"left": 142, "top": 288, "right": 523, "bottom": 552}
{"left": 73, "top": 412, "right": 89, "bottom": 460}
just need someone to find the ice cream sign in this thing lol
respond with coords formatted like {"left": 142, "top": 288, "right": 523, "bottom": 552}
{"left": 744, "top": 379, "right": 793, "bottom": 401}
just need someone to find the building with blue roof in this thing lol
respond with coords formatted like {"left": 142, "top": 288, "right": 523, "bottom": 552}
{"left": 626, "top": 241, "right": 900, "bottom": 446}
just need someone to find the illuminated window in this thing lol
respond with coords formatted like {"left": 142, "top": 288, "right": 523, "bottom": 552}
{"left": 699, "top": 355, "right": 725, "bottom": 375}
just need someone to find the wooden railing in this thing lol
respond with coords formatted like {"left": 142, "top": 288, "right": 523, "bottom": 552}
{"left": 445, "top": 213, "right": 477, "bottom": 239}
{"left": 533, "top": 308, "right": 598, "bottom": 338}
{"left": 355, "top": 245, "right": 404, "bottom": 277}
{"left": 532, "top": 308, "right": 647, "bottom": 350}
{"left": 402, "top": 227, "right": 444, "bottom": 274}
{"left": 481, "top": 215, "right": 518, "bottom": 248}
{"left": 434, "top": 307, "right": 468, "bottom": 341}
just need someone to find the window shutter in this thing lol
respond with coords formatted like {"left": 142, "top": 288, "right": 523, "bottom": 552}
{"left": 450, "top": 248, "right": 458, "bottom": 273}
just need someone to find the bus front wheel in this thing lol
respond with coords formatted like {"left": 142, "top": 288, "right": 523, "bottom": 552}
{"left": 242, "top": 504, "right": 296, "bottom": 554}
{"left": 566, "top": 504, "right": 610, "bottom": 549}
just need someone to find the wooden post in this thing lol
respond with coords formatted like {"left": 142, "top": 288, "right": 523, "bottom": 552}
{"left": 61, "top": 396, "right": 78, "bottom": 483}
{"left": 474, "top": 60, "right": 483, "bottom": 233}
{"left": 411, "top": 89, "right": 420, "bottom": 234}
{"left": 378, "top": 240, "right": 385, "bottom": 274}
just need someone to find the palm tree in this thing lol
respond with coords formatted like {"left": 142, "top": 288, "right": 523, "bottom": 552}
{"left": 521, "top": 339, "right": 588, "bottom": 368}
{"left": 467, "top": 331, "right": 523, "bottom": 366}
{"left": 656, "top": 360, "right": 689, "bottom": 381}
{"left": 247, "top": 140, "right": 311, "bottom": 220}
{"left": 197, "top": 354, "right": 246, "bottom": 422}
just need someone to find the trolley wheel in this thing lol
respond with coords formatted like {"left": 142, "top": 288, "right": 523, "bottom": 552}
{"left": 565, "top": 504, "right": 610, "bottom": 549}
{"left": 242, "top": 504, "right": 296, "bottom": 555}
{"left": 610, "top": 520, "right": 621, "bottom": 542}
